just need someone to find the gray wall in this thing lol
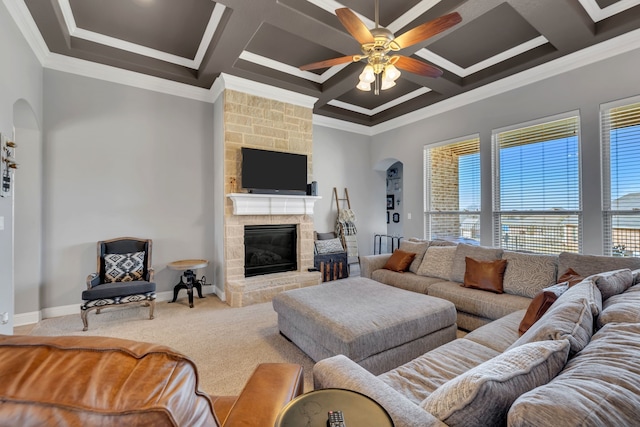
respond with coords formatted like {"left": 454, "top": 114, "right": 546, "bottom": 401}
{"left": 312, "top": 125, "right": 381, "bottom": 257}
{"left": 41, "top": 70, "right": 215, "bottom": 310}
{"left": 0, "top": 1, "right": 43, "bottom": 333}
{"left": 371, "top": 46, "right": 640, "bottom": 255}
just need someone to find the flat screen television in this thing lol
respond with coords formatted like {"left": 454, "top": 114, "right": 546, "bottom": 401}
{"left": 241, "top": 147, "right": 307, "bottom": 195}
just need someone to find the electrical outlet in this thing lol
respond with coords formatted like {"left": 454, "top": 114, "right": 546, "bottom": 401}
{"left": 1, "top": 312, "right": 8, "bottom": 325}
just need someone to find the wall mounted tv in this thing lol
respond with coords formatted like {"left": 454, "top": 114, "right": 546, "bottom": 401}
{"left": 241, "top": 147, "right": 307, "bottom": 195}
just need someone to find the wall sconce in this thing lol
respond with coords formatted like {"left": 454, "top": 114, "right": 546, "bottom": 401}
{"left": 1, "top": 133, "right": 17, "bottom": 197}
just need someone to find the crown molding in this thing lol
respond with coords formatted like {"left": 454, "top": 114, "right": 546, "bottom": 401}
{"left": 313, "top": 114, "right": 373, "bottom": 136}
{"left": 3, "top": 0, "right": 49, "bottom": 64}
{"left": 6, "top": 0, "right": 640, "bottom": 136}
{"left": 371, "top": 28, "right": 640, "bottom": 135}
{"left": 44, "top": 53, "right": 213, "bottom": 102}
{"left": 219, "top": 73, "right": 318, "bottom": 108}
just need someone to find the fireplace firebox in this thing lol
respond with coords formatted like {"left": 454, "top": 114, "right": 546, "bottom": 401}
{"left": 244, "top": 224, "right": 297, "bottom": 277}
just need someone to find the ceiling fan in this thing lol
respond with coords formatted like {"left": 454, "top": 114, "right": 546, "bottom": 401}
{"left": 299, "top": 1, "right": 462, "bottom": 94}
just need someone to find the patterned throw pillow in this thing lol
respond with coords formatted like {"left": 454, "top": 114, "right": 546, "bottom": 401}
{"left": 315, "top": 238, "right": 344, "bottom": 254}
{"left": 421, "top": 340, "right": 571, "bottom": 427}
{"left": 104, "top": 252, "right": 145, "bottom": 283}
{"left": 502, "top": 251, "right": 558, "bottom": 298}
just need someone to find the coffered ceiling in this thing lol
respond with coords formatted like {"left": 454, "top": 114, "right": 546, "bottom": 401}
{"left": 11, "top": 0, "right": 640, "bottom": 129}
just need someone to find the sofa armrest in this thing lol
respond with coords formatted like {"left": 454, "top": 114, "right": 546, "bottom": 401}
{"left": 222, "top": 363, "right": 303, "bottom": 427}
{"left": 360, "top": 254, "right": 391, "bottom": 279}
{"left": 313, "top": 355, "right": 446, "bottom": 427}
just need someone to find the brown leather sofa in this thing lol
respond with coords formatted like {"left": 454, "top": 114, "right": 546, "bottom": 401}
{"left": 0, "top": 334, "right": 304, "bottom": 426}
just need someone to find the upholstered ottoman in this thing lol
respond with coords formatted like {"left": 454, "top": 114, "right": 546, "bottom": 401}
{"left": 272, "top": 277, "right": 457, "bottom": 375}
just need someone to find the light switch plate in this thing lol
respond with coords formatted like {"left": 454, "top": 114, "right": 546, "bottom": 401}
{"left": 0, "top": 216, "right": 4, "bottom": 230}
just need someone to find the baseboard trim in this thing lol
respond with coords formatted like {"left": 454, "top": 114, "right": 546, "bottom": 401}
{"left": 14, "top": 288, "right": 225, "bottom": 326}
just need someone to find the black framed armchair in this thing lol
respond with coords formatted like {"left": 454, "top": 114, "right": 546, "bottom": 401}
{"left": 81, "top": 237, "right": 156, "bottom": 331}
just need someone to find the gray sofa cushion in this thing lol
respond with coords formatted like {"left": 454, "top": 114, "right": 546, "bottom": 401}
{"left": 597, "top": 284, "right": 640, "bottom": 328}
{"left": 463, "top": 310, "right": 525, "bottom": 353}
{"left": 380, "top": 338, "right": 500, "bottom": 405}
{"left": 508, "top": 323, "right": 640, "bottom": 427}
{"left": 508, "top": 295, "right": 594, "bottom": 357}
{"left": 422, "top": 339, "right": 570, "bottom": 427}
{"left": 450, "top": 244, "right": 503, "bottom": 283}
{"left": 417, "top": 246, "right": 456, "bottom": 280}
{"left": 558, "top": 251, "right": 640, "bottom": 280}
{"left": 428, "top": 281, "right": 531, "bottom": 321}
{"left": 556, "top": 278, "right": 602, "bottom": 316}
{"left": 587, "top": 268, "right": 633, "bottom": 301}
{"left": 501, "top": 251, "right": 558, "bottom": 298}
{"left": 371, "top": 269, "right": 443, "bottom": 294}
{"left": 399, "top": 239, "right": 430, "bottom": 274}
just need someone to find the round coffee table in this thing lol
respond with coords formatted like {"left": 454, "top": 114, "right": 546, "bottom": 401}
{"left": 167, "top": 259, "right": 208, "bottom": 308}
{"left": 274, "top": 388, "right": 393, "bottom": 427}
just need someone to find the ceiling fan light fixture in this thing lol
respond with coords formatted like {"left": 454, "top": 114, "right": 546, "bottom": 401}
{"left": 380, "top": 75, "right": 396, "bottom": 90}
{"left": 356, "top": 80, "right": 372, "bottom": 91}
{"left": 385, "top": 64, "right": 401, "bottom": 81}
{"left": 359, "top": 65, "right": 376, "bottom": 84}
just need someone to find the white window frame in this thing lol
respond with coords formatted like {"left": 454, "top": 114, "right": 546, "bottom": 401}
{"left": 601, "top": 94, "right": 640, "bottom": 256}
{"left": 424, "top": 134, "right": 480, "bottom": 242}
{"left": 492, "top": 111, "right": 583, "bottom": 253}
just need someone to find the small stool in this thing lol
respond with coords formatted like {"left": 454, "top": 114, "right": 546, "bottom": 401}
{"left": 168, "top": 259, "right": 208, "bottom": 308}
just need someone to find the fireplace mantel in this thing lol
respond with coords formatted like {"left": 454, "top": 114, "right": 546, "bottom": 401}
{"left": 227, "top": 193, "right": 321, "bottom": 215}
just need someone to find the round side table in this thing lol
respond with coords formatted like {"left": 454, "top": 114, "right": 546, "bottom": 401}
{"left": 167, "top": 259, "right": 208, "bottom": 308}
{"left": 274, "top": 388, "right": 394, "bottom": 427}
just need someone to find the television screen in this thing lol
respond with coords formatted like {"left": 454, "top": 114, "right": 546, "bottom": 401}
{"left": 241, "top": 148, "right": 307, "bottom": 194}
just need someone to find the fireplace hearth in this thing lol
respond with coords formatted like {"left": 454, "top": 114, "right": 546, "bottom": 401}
{"left": 244, "top": 224, "right": 297, "bottom": 277}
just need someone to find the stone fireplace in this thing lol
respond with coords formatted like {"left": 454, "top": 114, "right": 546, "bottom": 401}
{"left": 222, "top": 89, "right": 321, "bottom": 307}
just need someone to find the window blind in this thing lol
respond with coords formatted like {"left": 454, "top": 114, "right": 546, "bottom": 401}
{"left": 424, "top": 136, "right": 480, "bottom": 242}
{"left": 493, "top": 114, "right": 581, "bottom": 254}
{"left": 602, "top": 99, "right": 640, "bottom": 256}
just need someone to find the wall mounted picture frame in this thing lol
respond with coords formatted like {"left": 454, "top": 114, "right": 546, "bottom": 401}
{"left": 387, "top": 211, "right": 390, "bottom": 224}
{"left": 387, "top": 194, "right": 394, "bottom": 210}
{"left": 393, "top": 212, "right": 400, "bottom": 223}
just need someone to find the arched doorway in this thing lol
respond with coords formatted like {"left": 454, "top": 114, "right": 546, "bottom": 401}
{"left": 13, "top": 99, "right": 43, "bottom": 323}
{"left": 374, "top": 158, "right": 403, "bottom": 253}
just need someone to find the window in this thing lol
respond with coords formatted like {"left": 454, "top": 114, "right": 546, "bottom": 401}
{"left": 493, "top": 113, "right": 581, "bottom": 254}
{"left": 424, "top": 136, "right": 480, "bottom": 243}
{"left": 602, "top": 98, "right": 640, "bottom": 256}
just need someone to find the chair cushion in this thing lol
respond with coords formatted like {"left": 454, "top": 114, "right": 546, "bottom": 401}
{"left": 104, "top": 252, "right": 145, "bottom": 282}
{"left": 82, "top": 280, "right": 156, "bottom": 300}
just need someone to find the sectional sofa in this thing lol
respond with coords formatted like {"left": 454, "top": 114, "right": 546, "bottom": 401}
{"left": 313, "top": 240, "right": 640, "bottom": 426}
{"left": 360, "top": 239, "right": 640, "bottom": 330}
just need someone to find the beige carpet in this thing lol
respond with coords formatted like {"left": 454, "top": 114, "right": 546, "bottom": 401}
{"left": 28, "top": 296, "right": 315, "bottom": 396}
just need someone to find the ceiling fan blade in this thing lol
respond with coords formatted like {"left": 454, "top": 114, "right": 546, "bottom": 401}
{"left": 299, "top": 55, "right": 358, "bottom": 71}
{"left": 394, "top": 56, "right": 443, "bottom": 78}
{"left": 393, "top": 12, "right": 462, "bottom": 49}
{"left": 336, "top": 8, "right": 374, "bottom": 45}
